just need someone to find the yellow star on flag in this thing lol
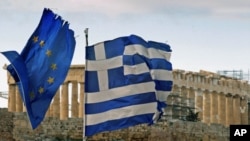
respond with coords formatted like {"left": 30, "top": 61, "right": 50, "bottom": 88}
{"left": 46, "top": 50, "right": 52, "bottom": 57}
{"left": 51, "top": 63, "right": 57, "bottom": 70}
{"left": 38, "top": 87, "right": 44, "bottom": 94}
{"left": 47, "top": 77, "right": 54, "bottom": 84}
{"left": 32, "top": 36, "right": 39, "bottom": 43}
{"left": 39, "top": 40, "right": 45, "bottom": 47}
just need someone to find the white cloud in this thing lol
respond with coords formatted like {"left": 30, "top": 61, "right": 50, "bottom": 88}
{"left": 1, "top": 0, "right": 250, "bottom": 19}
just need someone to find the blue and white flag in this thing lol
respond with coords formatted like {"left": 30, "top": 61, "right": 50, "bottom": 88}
{"left": 85, "top": 34, "right": 172, "bottom": 136}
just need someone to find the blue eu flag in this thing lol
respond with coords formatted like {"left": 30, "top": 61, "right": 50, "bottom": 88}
{"left": 1, "top": 8, "right": 76, "bottom": 129}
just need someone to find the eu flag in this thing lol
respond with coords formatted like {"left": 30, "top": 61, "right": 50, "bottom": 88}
{"left": 1, "top": 8, "right": 76, "bottom": 129}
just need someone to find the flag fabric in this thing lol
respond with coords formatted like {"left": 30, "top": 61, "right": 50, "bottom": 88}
{"left": 1, "top": 8, "right": 76, "bottom": 129}
{"left": 85, "top": 34, "right": 172, "bottom": 136}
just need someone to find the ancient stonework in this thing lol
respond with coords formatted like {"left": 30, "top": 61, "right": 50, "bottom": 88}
{"left": 2, "top": 65, "right": 250, "bottom": 140}
{"left": 0, "top": 108, "right": 14, "bottom": 141}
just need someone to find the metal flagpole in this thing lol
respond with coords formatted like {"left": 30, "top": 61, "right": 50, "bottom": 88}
{"left": 83, "top": 28, "right": 89, "bottom": 141}
{"left": 84, "top": 28, "right": 89, "bottom": 46}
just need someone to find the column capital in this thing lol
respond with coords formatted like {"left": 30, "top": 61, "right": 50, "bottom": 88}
{"left": 225, "top": 93, "right": 233, "bottom": 97}
{"left": 232, "top": 94, "right": 241, "bottom": 98}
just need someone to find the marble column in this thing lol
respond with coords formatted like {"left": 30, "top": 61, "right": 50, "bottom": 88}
{"left": 60, "top": 82, "right": 69, "bottom": 120}
{"left": 71, "top": 81, "right": 78, "bottom": 118}
{"left": 187, "top": 88, "right": 195, "bottom": 109}
{"left": 203, "top": 91, "right": 210, "bottom": 124}
{"left": 225, "top": 94, "right": 233, "bottom": 127}
{"left": 46, "top": 105, "right": 52, "bottom": 117}
{"left": 8, "top": 84, "right": 16, "bottom": 112}
{"left": 15, "top": 86, "right": 23, "bottom": 112}
{"left": 23, "top": 103, "right": 26, "bottom": 112}
{"left": 181, "top": 87, "right": 188, "bottom": 118}
{"left": 172, "top": 86, "right": 181, "bottom": 119}
{"left": 52, "top": 90, "right": 60, "bottom": 118}
{"left": 218, "top": 93, "right": 226, "bottom": 126}
{"left": 79, "top": 82, "right": 84, "bottom": 118}
{"left": 240, "top": 96, "right": 248, "bottom": 124}
{"left": 233, "top": 95, "right": 241, "bottom": 124}
{"left": 210, "top": 91, "right": 218, "bottom": 124}
{"left": 195, "top": 89, "right": 203, "bottom": 121}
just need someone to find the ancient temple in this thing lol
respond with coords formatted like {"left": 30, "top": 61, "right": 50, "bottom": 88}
{"left": 6, "top": 65, "right": 250, "bottom": 127}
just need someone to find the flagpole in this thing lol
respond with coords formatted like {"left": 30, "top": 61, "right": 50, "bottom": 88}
{"left": 83, "top": 28, "right": 89, "bottom": 141}
{"left": 84, "top": 28, "right": 89, "bottom": 46}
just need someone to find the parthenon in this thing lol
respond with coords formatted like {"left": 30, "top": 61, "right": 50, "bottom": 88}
{"left": 6, "top": 65, "right": 250, "bottom": 127}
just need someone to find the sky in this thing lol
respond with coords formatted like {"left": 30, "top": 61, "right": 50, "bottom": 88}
{"left": 1, "top": 0, "right": 250, "bottom": 107}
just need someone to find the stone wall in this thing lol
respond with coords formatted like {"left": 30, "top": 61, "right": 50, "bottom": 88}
{"left": 0, "top": 108, "right": 14, "bottom": 141}
{"left": 12, "top": 112, "right": 82, "bottom": 141}
{"left": 7, "top": 110, "right": 229, "bottom": 141}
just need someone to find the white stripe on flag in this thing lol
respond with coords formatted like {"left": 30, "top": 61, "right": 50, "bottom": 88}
{"left": 86, "top": 102, "right": 157, "bottom": 126}
{"left": 92, "top": 42, "right": 110, "bottom": 90}
{"left": 86, "top": 82, "right": 155, "bottom": 103}
{"left": 86, "top": 56, "right": 122, "bottom": 71}
{"left": 124, "top": 63, "right": 149, "bottom": 75}
{"left": 124, "top": 44, "right": 171, "bottom": 60}
{"left": 150, "top": 69, "right": 173, "bottom": 81}
{"left": 156, "top": 91, "right": 171, "bottom": 102}
{"left": 97, "top": 70, "right": 109, "bottom": 91}
{"left": 94, "top": 42, "right": 106, "bottom": 60}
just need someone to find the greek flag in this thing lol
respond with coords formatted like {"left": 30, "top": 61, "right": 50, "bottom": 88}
{"left": 85, "top": 35, "right": 172, "bottom": 136}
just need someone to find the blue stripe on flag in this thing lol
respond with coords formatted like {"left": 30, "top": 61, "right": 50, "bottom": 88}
{"left": 123, "top": 56, "right": 172, "bottom": 70}
{"left": 107, "top": 67, "right": 152, "bottom": 89}
{"left": 104, "top": 39, "right": 125, "bottom": 59}
{"left": 86, "top": 92, "right": 156, "bottom": 114}
{"left": 85, "top": 113, "right": 154, "bottom": 136}
{"left": 149, "top": 59, "right": 172, "bottom": 70}
{"left": 123, "top": 55, "right": 146, "bottom": 65}
{"left": 86, "top": 45, "right": 96, "bottom": 60}
{"left": 124, "top": 35, "right": 172, "bottom": 52}
{"left": 155, "top": 80, "right": 173, "bottom": 91}
{"left": 148, "top": 41, "right": 172, "bottom": 52}
{"left": 85, "top": 71, "right": 99, "bottom": 92}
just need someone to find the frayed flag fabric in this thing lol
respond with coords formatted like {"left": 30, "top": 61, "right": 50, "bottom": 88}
{"left": 85, "top": 34, "right": 172, "bottom": 136}
{"left": 1, "top": 8, "right": 75, "bottom": 129}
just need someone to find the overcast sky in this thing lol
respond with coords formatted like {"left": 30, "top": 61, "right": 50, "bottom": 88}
{"left": 1, "top": 0, "right": 250, "bottom": 107}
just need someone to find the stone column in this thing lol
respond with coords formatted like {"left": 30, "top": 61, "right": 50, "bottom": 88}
{"left": 8, "top": 84, "right": 16, "bottom": 112}
{"left": 15, "top": 86, "right": 23, "bottom": 112}
{"left": 79, "top": 82, "right": 84, "bottom": 118}
{"left": 172, "top": 86, "right": 181, "bottom": 119}
{"left": 181, "top": 87, "right": 188, "bottom": 119}
{"left": 60, "top": 82, "right": 69, "bottom": 120}
{"left": 203, "top": 91, "right": 210, "bottom": 124}
{"left": 23, "top": 103, "right": 26, "bottom": 112}
{"left": 218, "top": 93, "right": 226, "bottom": 126}
{"left": 240, "top": 96, "right": 248, "bottom": 124}
{"left": 46, "top": 105, "right": 52, "bottom": 117}
{"left": 187, "top": 88, "right": 195, "bottom": 109}
{"left": 210, "top": 91, "right": 218, "bottom": 124}
{"left": 225, "top": 94, "right": 233, "bottom": 127}
{"left": 45, "top": 106, "right": 51, "bottom": 117}
{"left": 233, "top": 95, "right": 241, "bottom": 124}
{"left": 71, "top": 81, "right": 79, "bottom": 118}
{"left": 195, "top": 89, "right": 203, "bottom": 121}
{"left": 52, "top": 90, "right": 60, "bottom": 118}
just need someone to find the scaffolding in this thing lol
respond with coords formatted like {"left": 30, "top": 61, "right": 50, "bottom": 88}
{"left": 217, "top": 70, "right": 250, "bottom": 82}
{"left": 0, "top": 91, "right": 8, "bottom": 99}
